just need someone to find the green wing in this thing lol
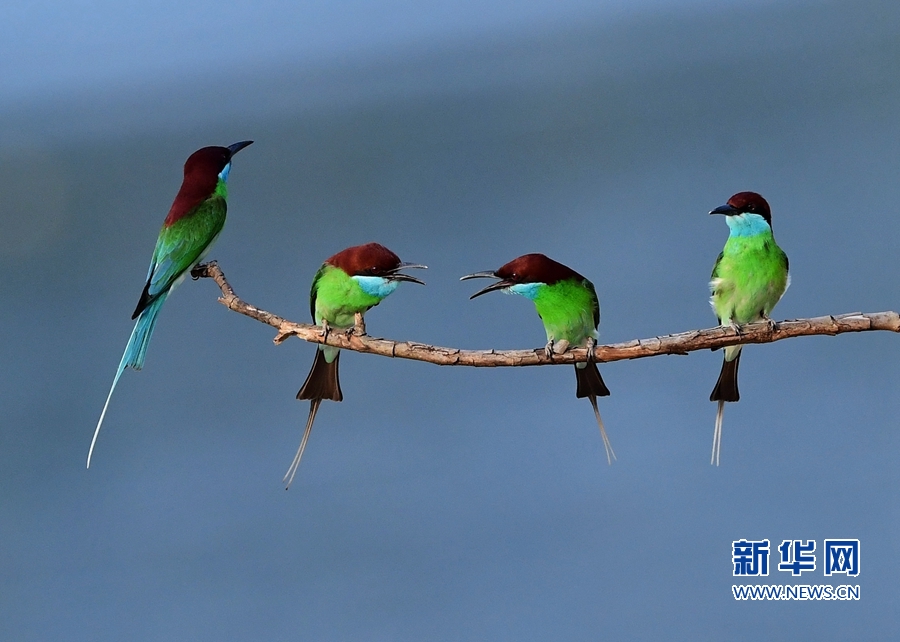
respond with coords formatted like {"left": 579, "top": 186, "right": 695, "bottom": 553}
{"left": 584, "top": 278, "right": 600, "bottom": 329}
{"left": 133, "top": 195, "right": 226, "bottom": 317}
{"left": 709, "top": 251, "right": 726, "bottom": 324}
{"left": 309, "top": 264, "right": 328, "bottom": 321}
{"left": 710, "top": 251, "right": 724, "bottom": 280}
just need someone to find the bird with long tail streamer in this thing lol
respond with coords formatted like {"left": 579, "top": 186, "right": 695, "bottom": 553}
{"left": 88, "top": 141, "right": 253, "bottom": 468}
{"left": 708, "top": 191, "right": 789, "bottom": 465}
{"left": 461, "top": 253, "right": 615, "bottom": 464}
{"left": 285, "top": 243, "right": 426, "bottom": 489}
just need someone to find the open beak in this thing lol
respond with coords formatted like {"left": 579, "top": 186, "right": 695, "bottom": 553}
{"left": 227, "top": 140, "right": 254, "bottom": 158}
{"left": 460, "top": 271, "right": 511, "bottom": 299}
{"left": 710, "top": 203, "right": 738, "bottom": 216}
{"left": 387, "top": 262, "right": 427, "bottom": 285}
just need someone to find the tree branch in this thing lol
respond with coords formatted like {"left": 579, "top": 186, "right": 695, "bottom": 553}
{"left": 192, "top": 262, "right": 900, "bottom": 366}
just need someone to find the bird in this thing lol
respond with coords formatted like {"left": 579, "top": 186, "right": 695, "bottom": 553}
{"left": 88, "top": 140, "right": 254, "bottom": 468}
{"left": 708, "top": 191, "right": 789, "bottom": 466}
{"left": 461, "top": 253, "right": 615, "bottom": 463}
{"left": 285, "top": 242, "right": 426, "bottom": 489}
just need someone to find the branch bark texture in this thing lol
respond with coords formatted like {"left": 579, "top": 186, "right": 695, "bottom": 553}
{"left": 193, "top": 262, "right": 900, "bottom": 367}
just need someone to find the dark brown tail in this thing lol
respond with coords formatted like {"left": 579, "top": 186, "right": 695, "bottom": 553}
{"left": 710, "top": 352, "right": 740, "bottom": 402}
{"left": 297, "top": 350, "right": 343, "bottom": 402}
{"left": 575, "top": 363, "right": 610, "bottom": 398}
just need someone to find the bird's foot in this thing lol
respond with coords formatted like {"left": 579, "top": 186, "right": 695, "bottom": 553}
{"left": 319, "top": 320, "right": 331, "bottom": 342}
{"left": 762, "top": 315, "right": 777, "bottom": 332}
{"left": 729, "top": 321, "right": 743, "bottom": 337}
{"left": 190, "top": 263, "right": 210, "bottom": 280}
{"left": 544, "top": 339, "right": 570, "bottom": 359}
{"left": 585, "top": 337, "right": 596, "bottom": 364}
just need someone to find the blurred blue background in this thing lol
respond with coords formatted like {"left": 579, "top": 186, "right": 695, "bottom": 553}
{"left": 2, "top": 0, "right": 899, "bottom": 639}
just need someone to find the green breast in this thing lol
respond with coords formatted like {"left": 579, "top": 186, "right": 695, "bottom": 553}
{"left": 711, "top": 231, "right": 789, "bottom": 324}
{"left": 533, "top": 279, "right": 599, "bottom": 346}
{"left": 311, "top": 265, "right": 384, "bottom": 327}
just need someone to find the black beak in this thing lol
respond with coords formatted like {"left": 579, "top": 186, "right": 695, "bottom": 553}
{"left": 387, "top": 262, "right": 427, "bottom": 285}
{"left": 227, "top": 140, "right": 254, "bottom": 158}
{"left": 459, "top": 271, "right": 498, "bottom": 281}
{"left": 389, "top": 273, "right": 426, "bottom": 285}
{"left": 710, "top": 203, "right": 738, "bottom": 216}
{"left": 460, "top": 271, "right": 511, "bottom": 299}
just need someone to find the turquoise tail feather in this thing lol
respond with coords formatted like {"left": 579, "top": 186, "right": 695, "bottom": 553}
{"left": 87, "top": 293, "right": 168, "bottom": 468}
{"left": 124, "top": 293, "right": 167, "bottom": 371}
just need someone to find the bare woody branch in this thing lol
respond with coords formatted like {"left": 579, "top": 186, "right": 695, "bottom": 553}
{"left": 192, "top": 262, "right": 900, "bottom": 367}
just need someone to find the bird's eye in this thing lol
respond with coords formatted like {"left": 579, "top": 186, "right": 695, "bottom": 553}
{"left": 748, "top": 204, "right": 756, "bottom": 212}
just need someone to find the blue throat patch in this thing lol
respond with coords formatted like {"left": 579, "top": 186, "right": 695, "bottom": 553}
{"left": 218, "top": 162, "right": 232, "bottom": 183}
{"left": 507, "top": 282, "right": 544, "bottom": 300}
{"left": 726, "top": 212, "right": 771, "bottom": 237}
{"left": 353, "top": 275, "right": 400, "bottom": 299}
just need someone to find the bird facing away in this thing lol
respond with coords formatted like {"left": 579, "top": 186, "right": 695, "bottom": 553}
{"left": 88, "top": 141, "right": 254, "bottom": 468}
{"left": 708, "top": 191, "right": 789, "bottom": 466}
{"left": 285, "top": 242, "right": 427, "bottom": 489}
{"left": 461, "top": 253, "right": 615, "bottom": 463}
